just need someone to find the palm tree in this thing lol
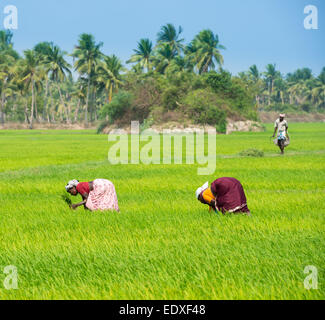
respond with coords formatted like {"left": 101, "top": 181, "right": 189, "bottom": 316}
{"left": 0, "top": 50, "right": 17, "bottom": 124}
{"left": 248, "top": 65, "right": 263, "bottom": 107}
{"left": 165, "top": 55, "right": 189, "bottom": 75}
{"left": 186, "top": 30, "right": 225, "bottom": 74}
{"left": 127, "top": 38, "right": 153, "bottom": 73}
{"left": 287, "top": 68, "right": 313, "bottom": 83}
{"left": 249, "top": 65, "right": 260, "bottom": 82}
{"left": 153, "top": 43, "right": 177, "bottom": 74}
{"left": 157, "top": 23, "right": 184, "bottom": 54}
{"left": 97, "top": 55, "right": 125, "bottom": 103}
{"left": 274, "top": 77, "right": 287, "bottom": 104}
{"left": 71, "top": 80, "right": 86, "bottom": 122}
{"left": 34, "top": 42, "right": 54, "bottom": 121}
{"left": 264, "top": 64, "right": 280, "bottom": 105}
{"left": 287, "top": 80, "right": 307, "bottom": 105}
{"left": 42, "top": 43, "right": 72, "bottom": 123}
{"left": 312, "top": 68, "right": 325, "bottom": 110}
{"left": 20, "top": 50, "right": 43, "bottom": 129}
{"left": 72, "top": 33, "right": 103, "bottom": 126}
{"left": 131, "top": 63, "right": 144, "bottom": 74}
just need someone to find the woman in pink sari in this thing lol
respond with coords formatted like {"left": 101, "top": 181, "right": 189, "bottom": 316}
{"left": 196, "top": 177, "right": 250, "bottom": 215}
{"left": 65, "top": 179, "right": 119, "bottom": 212}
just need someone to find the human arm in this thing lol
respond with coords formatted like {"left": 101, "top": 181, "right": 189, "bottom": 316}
{"left": 272, "top": 120, "right": 278, "bottom": 138}
{"left": 272, "top": 127, "right": 277, "bottom": 138}
{"left": 71, "top": 193, "right": 89, "bottom": 210}
{"left": 71, "top": 200, "right": 86, "bottom": 210}
{"left": 208, "top": 200, "right": 218, "bottom": 212}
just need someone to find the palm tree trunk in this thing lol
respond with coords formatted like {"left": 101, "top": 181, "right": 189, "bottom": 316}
{"left": 255, "top": 95, "right": 259, "bottom": 108}
{"left": 85, "top": 77, "right": 90, "bottom": 127}
{"left": 109, "top": 84, "right": 113, "bottom": 103}
{"left": 43, "top": 79, "right": 49, "bottom": 122}
{"left": 35, "top": 92, "right": 38, "bottom": 122}
{"left": 30, "top": 79, "right": 35, "bottom": 129}
{"left": 93, "top": 89, "right": 97, "bottom": 122}
{"left": 49, "top": 86, "right": 54, "bottom": 123}
{"left": 24, "top": 98, "right": 30, "bottom": 124}
{"left": 90, "top": 88, "right": 94, "bottom": 122}
{"left": 57, "top": 82, "right": 70, "bottom": 124}
{"left": 0, "top": 90, "right": 5, "bottom": 125}
{"left": 74, "top": 98, "right": 80, "bottom": 123}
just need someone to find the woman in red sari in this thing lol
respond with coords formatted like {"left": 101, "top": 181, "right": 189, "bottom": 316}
{"left": 196, "top": 177, "right": 250, "bottom": 215}
{"left": 65, "top": 179, "right": 119, "bottom": 212}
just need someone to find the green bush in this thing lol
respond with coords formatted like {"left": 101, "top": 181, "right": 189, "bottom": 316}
{"left": 204, "top": 71, "right": 257, "bottom": 120}
{"left": 204, "top": 70, "right": 232, "bottom": 95}
{"left": 162, "top": 86, "right": 180, "bottom": 110}
{"left": 96, "top": 120, "right": 110, "bottom": 134}
{"left": 140, "top": 117, "right": 154, "bottom": 132}
{"left": 216, "top": 111, "right": 227, "bottom": 133}
{"left": 100, "top": 91, "right": 133, "bottom": 123}
{"left": 183, "top": 89, "right": 227, "bottom": 132}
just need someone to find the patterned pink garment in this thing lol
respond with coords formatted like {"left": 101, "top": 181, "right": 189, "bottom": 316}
{"left": 86, "top": 179, "right": 119, "bottom": 212}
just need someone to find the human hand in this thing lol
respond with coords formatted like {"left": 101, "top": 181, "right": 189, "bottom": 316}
{"left": 70, "top": 204, "right": 78, "bottom": 210}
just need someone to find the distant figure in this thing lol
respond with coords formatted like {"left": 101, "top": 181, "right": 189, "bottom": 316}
{"left": 65, "top": 179, "right": 119, "bottom": 212}
{"left": 272, "top": 113, "right": 290, "bottom": 155}
{"left": 196, "top": 177, "right": 251, "bottom": 215}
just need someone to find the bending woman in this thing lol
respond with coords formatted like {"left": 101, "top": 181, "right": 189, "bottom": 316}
{"left": 196, "top": 177, "right": 250, "bottom": 215}
{"left": 65, "top": 179, "right": 119, "bottom": 212}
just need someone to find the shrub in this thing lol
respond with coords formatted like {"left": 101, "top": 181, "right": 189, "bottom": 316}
{"left": 216, "top": 111, "right": 227, "bottom": 133}
{"left": 162, "top": 86, "right": 180, "bottom": 111}
{"left": 100, "top": 91, "right": 134, "bottom": 123}
{"left": 96, "top": 120, "right": 109, "bottom": 134}
{"left": 140, "top": 117, "right": 154, "bottom": 132}
{"left": 204, "top": 70, "right": 232, "bottom": 95}
{"left": 204, "top": 71, "right": 257, "bottom": 120}
{"left": 183, "top": 89, "right": 227, "bottom": 131}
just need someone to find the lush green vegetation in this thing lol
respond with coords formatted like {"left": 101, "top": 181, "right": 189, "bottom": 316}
{"left": 0, "top": 123, "right": 324, "bottom": 299}
{"left": 1, "top": 27, "right": 324, "bottom": 131}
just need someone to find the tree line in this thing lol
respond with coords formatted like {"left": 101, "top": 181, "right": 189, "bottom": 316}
{"left": 0, "top": 24, "right": 324, "bottom": 129}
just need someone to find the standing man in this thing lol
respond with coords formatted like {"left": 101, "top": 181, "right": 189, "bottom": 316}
{"left": 272, "top": 113, "right": 289, "bottom": 155}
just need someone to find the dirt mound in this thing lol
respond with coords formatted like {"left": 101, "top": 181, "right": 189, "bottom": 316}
{"left": 226, "top": 120, "right": 264, "bottom": 134}
{"left": 103, "top": 120, "right": 264, "bottom": 135}
{"left": 103, "top": 122, "right": 217, "bottom": 134}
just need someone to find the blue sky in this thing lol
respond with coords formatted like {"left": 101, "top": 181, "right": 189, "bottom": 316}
{"left": 2, "top": 0, "right": 325, "bottom": 76}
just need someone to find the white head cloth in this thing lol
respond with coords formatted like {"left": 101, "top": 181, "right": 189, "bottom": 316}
{"left": 65, "top": 179, "right": 79, "bottom": 191}
{"left": 195, "top": 182, "right": 209, "bottom": 199}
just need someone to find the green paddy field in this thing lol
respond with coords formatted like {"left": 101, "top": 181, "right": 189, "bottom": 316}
{"left": 0, "top": 123, "right": 324, "bottom": 299}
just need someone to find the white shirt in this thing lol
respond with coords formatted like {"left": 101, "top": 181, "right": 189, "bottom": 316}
{"left": 274, "top": 119, "right": 288, "bottom": 135}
